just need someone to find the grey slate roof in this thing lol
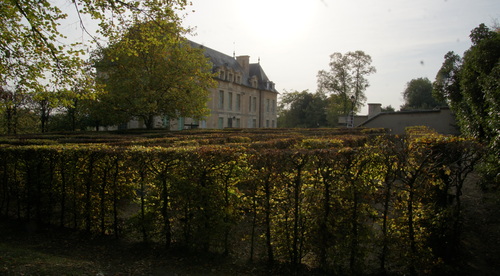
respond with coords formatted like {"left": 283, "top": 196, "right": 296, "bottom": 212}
{"left": 358, "top": 107, "right": 451, "bottom": 127}
{"left": 189, "top": 41, "right": 277, "bottom": 93}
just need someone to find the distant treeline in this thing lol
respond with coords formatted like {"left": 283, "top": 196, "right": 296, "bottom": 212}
{"left": 0, "top": 127, "right": 482, "bottom": 275}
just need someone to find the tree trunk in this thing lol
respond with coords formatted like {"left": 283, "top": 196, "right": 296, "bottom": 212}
{"left": 112, "top": 159, "right": 120, "bottom": 238}
{"left": 144, "top": 114, "right": 155, "bottom": 129}
{"left": 139, "top": 170, "right": 148, "bottom": 242}
{"left": 0, "top": 160, "right": 6, "bottom": 216}
{"left": 40, "top": 100, "right": 50, "bottom": 133}
{"left": 70, "top": 99, "right": 78, "bottom": 131}
{"left": 250, "top": 185, "right": 257, "bottom": 262}
{"left": 85, "top": 154, "right": 95, "bottom": 232}
{"left": 319, "top": 172, "right": 331, "bottom": 270}
{"left": 264, "top": 175, "right": 274, "bottom": 264}
{"left": 161, "top": 176, "right": 172, "bottom": 248}
{"left": 408, "top": 179, "right": 417, "bottom": 276}
{"left": 292, "top": 164, "right": 303, "bottom": 267}
{"left": 100, "top": 167, "right": 108, "bottom": 235}
{"left": 350, "top": 188, "right": 360, "bottom": 275}
{"left": 223, "top": 169, "right": 232, "bottom": 256}
{"left": 60, "top": 165, "right": 66, "bottom": 228}
{"left": 5, "top": 106, "right": 16, "bottom": 134}
{"left": 380, "top": 178, "right": 392, "bottom": 274}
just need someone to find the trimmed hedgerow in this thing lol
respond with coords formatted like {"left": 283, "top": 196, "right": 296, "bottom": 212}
{"left": 0, "top": 128, "right": 482, "bottom": 275}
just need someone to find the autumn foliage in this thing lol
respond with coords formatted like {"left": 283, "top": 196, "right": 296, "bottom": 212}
{"left": 0, "top": 127, "right": 482, "bottom": 275}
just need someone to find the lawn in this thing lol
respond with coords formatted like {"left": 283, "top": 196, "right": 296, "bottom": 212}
{"left": 0, "top": 218, "right": 264, "bottom": 276}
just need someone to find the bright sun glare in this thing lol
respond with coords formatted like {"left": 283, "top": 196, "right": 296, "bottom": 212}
{"left": 236, "top": 0, "right": 317, "bottom": 42}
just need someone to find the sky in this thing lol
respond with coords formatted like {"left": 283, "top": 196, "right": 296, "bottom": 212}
{"left": 181, "top": 0, "right": 500, "bottom": 113}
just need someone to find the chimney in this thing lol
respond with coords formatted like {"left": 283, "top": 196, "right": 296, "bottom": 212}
{"left": 236, "top": 55, "right": 250, "bottom": 76}
{"left": 368, "top": 103, "right": 382, "bottom": 118}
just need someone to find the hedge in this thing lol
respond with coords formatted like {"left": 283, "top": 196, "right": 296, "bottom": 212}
{"left": 0, "top": 128, "right": 482, "bottom": 275}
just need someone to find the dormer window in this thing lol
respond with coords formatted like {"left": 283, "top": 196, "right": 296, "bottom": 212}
{"left": 228, "top": 73, "right": 233, "bottom": 82}
{"left": 250, "top": 76, "right": 258, "bottom": 88}
{"left": 219, "top": 70, "right": 225, "bottom": 80}
{"left": 236, "top": 75, "right": 241, "bottom": 84}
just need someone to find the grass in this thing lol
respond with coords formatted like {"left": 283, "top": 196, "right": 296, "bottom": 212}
{"left": 0, "top": 218, "right": 282, "bottom": 276}
{"left": 0, "top": 243, "right": 95, "bottom": 275}
{"left": 0, "top": 219, "right": 120, "bottom": 275}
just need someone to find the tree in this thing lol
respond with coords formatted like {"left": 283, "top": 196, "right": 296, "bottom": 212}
{"left": 54, "top": 63, "right": 101, "bottom": 131}
{"left": 458, "top": 24, "right": 499, "bottom": 141}
{"left": 401, "top": 77, "right": 443, "bottom": 110}
{"left": 1, "top": 0, "right": 84, "bottom": 94}
{"left": 324, "top": 94, "right": 346, "bottom": 127}
{"left": 278, "top": 90, "right": 327, "bottom": 128}
{"left": 1, "top": 0, "right": 190, "bottom": 88}
{"left": 94, "top": 20, "right": 216, "bottom": 129}
{"left": 79, "top": 93, "right": 131, "bottom": 131}
{"left": 381, "top": 105, "right": 395, "bottom": 112}
{"left": 432, "top": 51, "right": 462, "bottom": 105}
{"left": 434, "top": 23, "right": 499, "bottom": 140}
{"left": 1, "top": 0, "right": 191, "bottom": 133}
{"left": 317, "top": 51, "right": 376, "bottom": 115}
{"left": 433, "top": 23, "right": 500, "bottom": 185}
{"left": 0, "top": 87, "right": 23, "bottom": 134}
{"left": 31, "top": 88, "right": 59, "bottom": 133}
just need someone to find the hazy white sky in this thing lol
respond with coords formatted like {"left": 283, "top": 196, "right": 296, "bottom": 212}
{"left": 182, "top": 0, "right": 499, "bottom": 113}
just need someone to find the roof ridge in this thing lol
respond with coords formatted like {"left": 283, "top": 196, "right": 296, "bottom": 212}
{"left": 188, "top": 40, "right": 277, "bottom": 92}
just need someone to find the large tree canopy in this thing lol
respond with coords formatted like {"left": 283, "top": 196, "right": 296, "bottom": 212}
{"left": 1, "top": 0, "right": 191, "bottom": 133}
{"left": 94, "top": 21, "right": 216, "bottom": 129}
{"left": 434, "top": 24, "right": 499, "bottom": 141}
{"left": 317, "top": 51, "right": 376, "bottom": 115}
{"left": 1, "top": 0, "right": 189, "bottom": 91}
{"left": 278, "top": 90, "right": 328, "bottom": 128}
{"left": 433, "top": 23, "right": 500, "bottom": 184}
{"left": 401, "top": 77, "right": 444, "bottom": 110}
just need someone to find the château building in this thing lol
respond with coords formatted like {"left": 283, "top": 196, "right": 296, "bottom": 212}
{"left": 120, "top": 41, "right": 279, "bottom": 130}
{"left": 189, "top": 41, "right": 278, "bottom": 129}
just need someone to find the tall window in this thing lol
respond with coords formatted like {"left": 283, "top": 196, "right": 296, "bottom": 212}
{"left": 252, "top": 97, "right": 256, "bottom": 113}
{"left": 266, "top": 99, "right": 270, "bottom": 112}
{"left": 219, "top": 90, "right": 224, "bottom": 109}
{"left": 236, "top": 94, "right": 241, "bottom": 111}
{"left": 218, "top": 117, "right": 224, "bottom": 129}
{"left": 248, "top": 96, "right": 252, "bottom": 113}
{"left": 272, "top": 100, "right": 276, "bottom": 114}
{"left": 228, "top": 92, "right": 233, "bottom": 110}
{"left": 178, "top": 117, "right": 185, "bottom": 131}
